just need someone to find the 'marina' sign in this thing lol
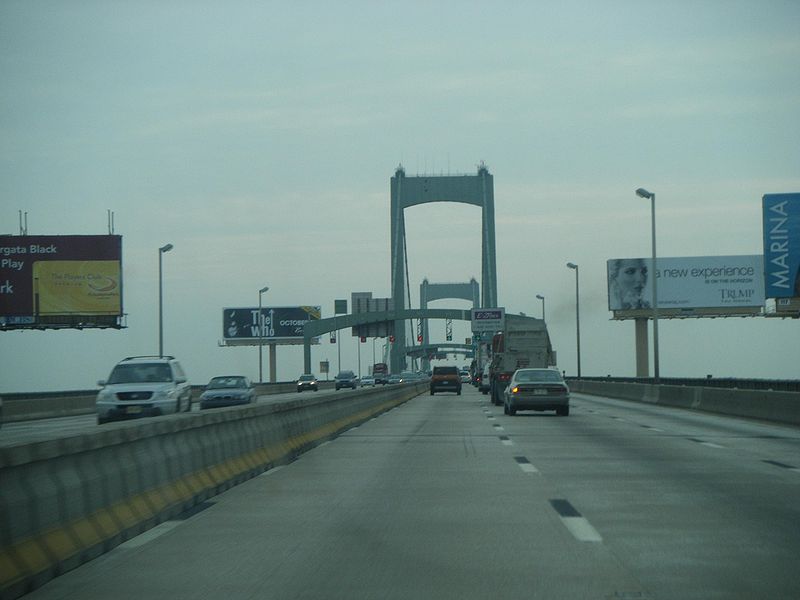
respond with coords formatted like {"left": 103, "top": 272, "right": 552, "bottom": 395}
{"left": 762, "top": 194, "right": 800, "bottom": 299}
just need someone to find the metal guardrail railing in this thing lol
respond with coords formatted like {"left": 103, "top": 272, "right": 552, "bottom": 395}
{"left": 565, "top": 376, "right": 800, "bottom": 393}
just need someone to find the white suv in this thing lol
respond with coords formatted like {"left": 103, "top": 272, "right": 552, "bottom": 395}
{"left": 96, "top": 356, "right": 192, "bottom": 424}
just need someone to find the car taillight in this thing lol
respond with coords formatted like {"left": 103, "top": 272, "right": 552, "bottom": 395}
{"left": 499, "top": 373, "right": 511, "bottom": 382}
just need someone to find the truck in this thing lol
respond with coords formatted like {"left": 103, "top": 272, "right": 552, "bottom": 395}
{"left": 487, "top": 314, "right": 556, "bottom": 406}
{"left": 372, "top": 362, "right": 389, "bottom": 385}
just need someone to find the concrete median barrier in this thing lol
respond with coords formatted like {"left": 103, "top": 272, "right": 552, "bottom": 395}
{"left": 569, "top": 380, "right": 800, "bottom": 426}
{"left": 0, "top": 382, "right": 426, "bottom": 600}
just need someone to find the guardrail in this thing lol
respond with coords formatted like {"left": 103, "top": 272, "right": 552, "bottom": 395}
{"left": 0, "top": 382, "right": 428, "bottom": 600}
{"left": 568, "top": 380, "right": 800, "bottom": 426}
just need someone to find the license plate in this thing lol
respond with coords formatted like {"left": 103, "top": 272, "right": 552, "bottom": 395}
{"left": 125, "top": 405, "right": 143, "bottom": 414}
{"left": 533, "top": 389, "right": 547, "bottom": 395}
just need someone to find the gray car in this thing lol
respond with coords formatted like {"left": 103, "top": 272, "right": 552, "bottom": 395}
{"left": 503, "top": 368, "right": 570, "bottom": 416}
{"left": 200, "top": 375, "right": 255, "bottom": 408}
{"left": 334, "top": 370, "right": 358, "bottom": 390}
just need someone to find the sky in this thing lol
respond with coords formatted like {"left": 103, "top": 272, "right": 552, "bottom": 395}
{"left": 1, "top": 1, "right": 799, "bottom": 393}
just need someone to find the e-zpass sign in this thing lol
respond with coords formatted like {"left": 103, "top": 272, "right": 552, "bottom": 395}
{"left": 471, "top": 307, "right": 505, "bottom": 333}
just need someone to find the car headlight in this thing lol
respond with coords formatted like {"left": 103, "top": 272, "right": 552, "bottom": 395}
{"left": 153, "top": 388, "right": 177, "bottom": 401}
{"left": 96, "top": 389, "right": 113, "bottom": 402}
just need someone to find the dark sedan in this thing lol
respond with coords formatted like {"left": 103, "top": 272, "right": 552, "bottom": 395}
{"left": 297, "top": 373, "right": 319, "bottom": 392}
{"left": 199, "top": 376, "right": 255, "bottom": 409}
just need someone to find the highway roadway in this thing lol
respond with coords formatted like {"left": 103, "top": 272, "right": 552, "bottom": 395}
{"left": 18, "top": 385, "right": 800, "bottom": 599}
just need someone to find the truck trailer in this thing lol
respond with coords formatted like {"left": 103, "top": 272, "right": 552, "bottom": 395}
{"left": 488, "top": 314, "right": 556, "bottom": 406}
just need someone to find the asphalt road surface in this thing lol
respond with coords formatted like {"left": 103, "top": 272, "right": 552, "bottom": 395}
{"left": 22, "top": 386, "right": 800, "bottom": 599}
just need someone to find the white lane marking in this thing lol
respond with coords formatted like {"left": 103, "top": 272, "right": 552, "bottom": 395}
{"left": 259, "top": 465, "right": 286, "bottom": 477}
{"left": 700, "top": 441, "right": 725, "bottom": 449}
{"left": 487, "top": 416, "right": 496, "bottom": 421}
{"left": 561, "top": 517, "right": 603, "bottom": 542}
{"left": 517, "top": 462, "right": 538, "bottom": 474}
{"left": 501, "top": 438, "right": 513, "bottom": 446}
{"left": 493, "top": 424, "right": 505, "bottom": 431}
{"left": 119, "top": 521, "right": 184, "bottom": 548}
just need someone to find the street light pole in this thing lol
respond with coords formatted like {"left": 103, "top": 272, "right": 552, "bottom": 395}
{"left": 566, "top": 263, "right": 581, "bottom": 378}
{"left": 258, "top": 286, "right": 269, "bottom": 383}
{"left": 536, "top": 294, "right": 545, "bottom": 321}
{"left": 636, "top": 188, "right": 660, "bottom": 383}
{"left": 158, "top": 243, "right": 173, "bottom": 358}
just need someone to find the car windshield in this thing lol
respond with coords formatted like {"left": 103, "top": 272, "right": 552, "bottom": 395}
{"left": 107, "top": 363, "right": 173, "bottom": 384}
{"left": 336, "top": 372, "right": 353, "bottom": 378}
{"left": 515, "top": 370, "right": 563, "bottom": 383}
{"left": 299, "top": 375, "right": 315, "bottom": 381}
{"left": 207, "top": 377, "right": 247, "bottom": 389}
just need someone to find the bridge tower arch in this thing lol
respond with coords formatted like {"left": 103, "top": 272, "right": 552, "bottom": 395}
{"left": 390, "top": 164, "right": 497, "bottom": 373}
{"left": 419, "top": 278, "right": 480, "bottom": 371}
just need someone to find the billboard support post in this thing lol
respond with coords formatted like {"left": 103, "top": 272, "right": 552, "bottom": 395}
{"left": 269, "top": 343, "right": 277, "bottom": 383}
{"left": 635, "top": 318, "right": 649, "bottom": 377}
{"left": 158, "top": 243, "right": 173, "bottom": 358}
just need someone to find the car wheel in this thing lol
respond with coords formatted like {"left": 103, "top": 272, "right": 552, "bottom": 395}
{"left": 97, "top": 416, "right": 107, "bottom": 425}
{"left": 176, "top": 397, "right": 181, "bottom": 413}
{"left": 503, "top": 402, "right": 508, "bottom": 415}
{"left": 185, "top": 396, "right": 192, "bottom": 412}
{"left": 430, "top": 389, "right": 435, "bottom": 395}
{"left": 457, "top": 389, "right": 461, "bottom": 396}
{"left": 557, "top": 406, "right": 570, "bottom": 416}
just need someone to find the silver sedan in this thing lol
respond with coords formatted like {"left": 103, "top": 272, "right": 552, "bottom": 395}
{"left": 503, "top": 368, "right": 570, "bottom": 416}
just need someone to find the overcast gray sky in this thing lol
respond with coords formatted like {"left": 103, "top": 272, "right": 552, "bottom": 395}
{"left": 2, "top": 1, "right": 799, "bottom": 392}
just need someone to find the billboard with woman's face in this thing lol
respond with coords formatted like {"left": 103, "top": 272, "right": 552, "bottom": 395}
{"left": 608, "top": 255, "right": 765, "bottom": 312}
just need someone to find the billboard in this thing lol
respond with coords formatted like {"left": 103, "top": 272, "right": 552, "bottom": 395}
{"left": 762, "top": 193, "right": 800, "bottom": 299}
{"left": 223, "top": 306, "right": 321, "bottom": 344}
{"left": 607, "top": 255, "right": 765, "bottom": 313}
{"left": 0, "top": 235, "right": 122, "bottom": 329}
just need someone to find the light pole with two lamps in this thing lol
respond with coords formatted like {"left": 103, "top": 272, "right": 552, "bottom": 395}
{"left": 566, "top": 263, "right": 581, "bottom": 378}
{"left": 158, "top": 243, "right": 173, "bottom": 358}
{"left": 258, "top": 285, "right": 269, "bottom": 383}
{"left": 635, "top": 187, "right": 660, "bottom": 383}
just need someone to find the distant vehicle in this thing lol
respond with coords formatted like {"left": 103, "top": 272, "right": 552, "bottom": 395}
{"left": 459, "top": 370, "right": 471, "bottom": 384}
{"left": 430, "top": 366, "right": 461, "bottom": 395}
{"left": 479, "top": 363, "right": 491, "bottom": 394}
{"left": 489, "top": 314, "right": 556, "bottom": 406}
{"left": 503, "top": 368, "right": 570, "bottom": 416}
{"left": 386, "top": 374, "right": 403, "bottom": 385}
{"left": 96, "top": 356, "right": 192, "bottom": 424}
{"left": 200, "top": 376, "right": 255, "bottom": 409}
{"left": 372, "top": 362, "right": 389, "bottom": 385}
{"left": 296, "top": 373, "right": 319, "bottom": 392}
{"left": 360, "top": 375, "right": 376, "bottom": 387}
{"left": 334, "top": 370, "right": 358, "bottom": 390}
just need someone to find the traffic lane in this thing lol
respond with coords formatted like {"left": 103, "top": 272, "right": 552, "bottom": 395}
{"left": 0, "top": 386, "right": 347, "bottom": 447}
{"left": 490, "top": 393, "right": 800, "bottom": 599}
{"left": 570, "top": 392, "right": 800, "bottom": 468}
{"left": 26, "top": 387, "right": 650, "bottom": 600}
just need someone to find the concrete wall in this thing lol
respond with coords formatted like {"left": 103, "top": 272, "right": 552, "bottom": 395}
{"left": 0, "top": 382, "right": 426, "bottom": 600}
{"left": 569, "top": 380, "right": 800, "bottom": 426}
